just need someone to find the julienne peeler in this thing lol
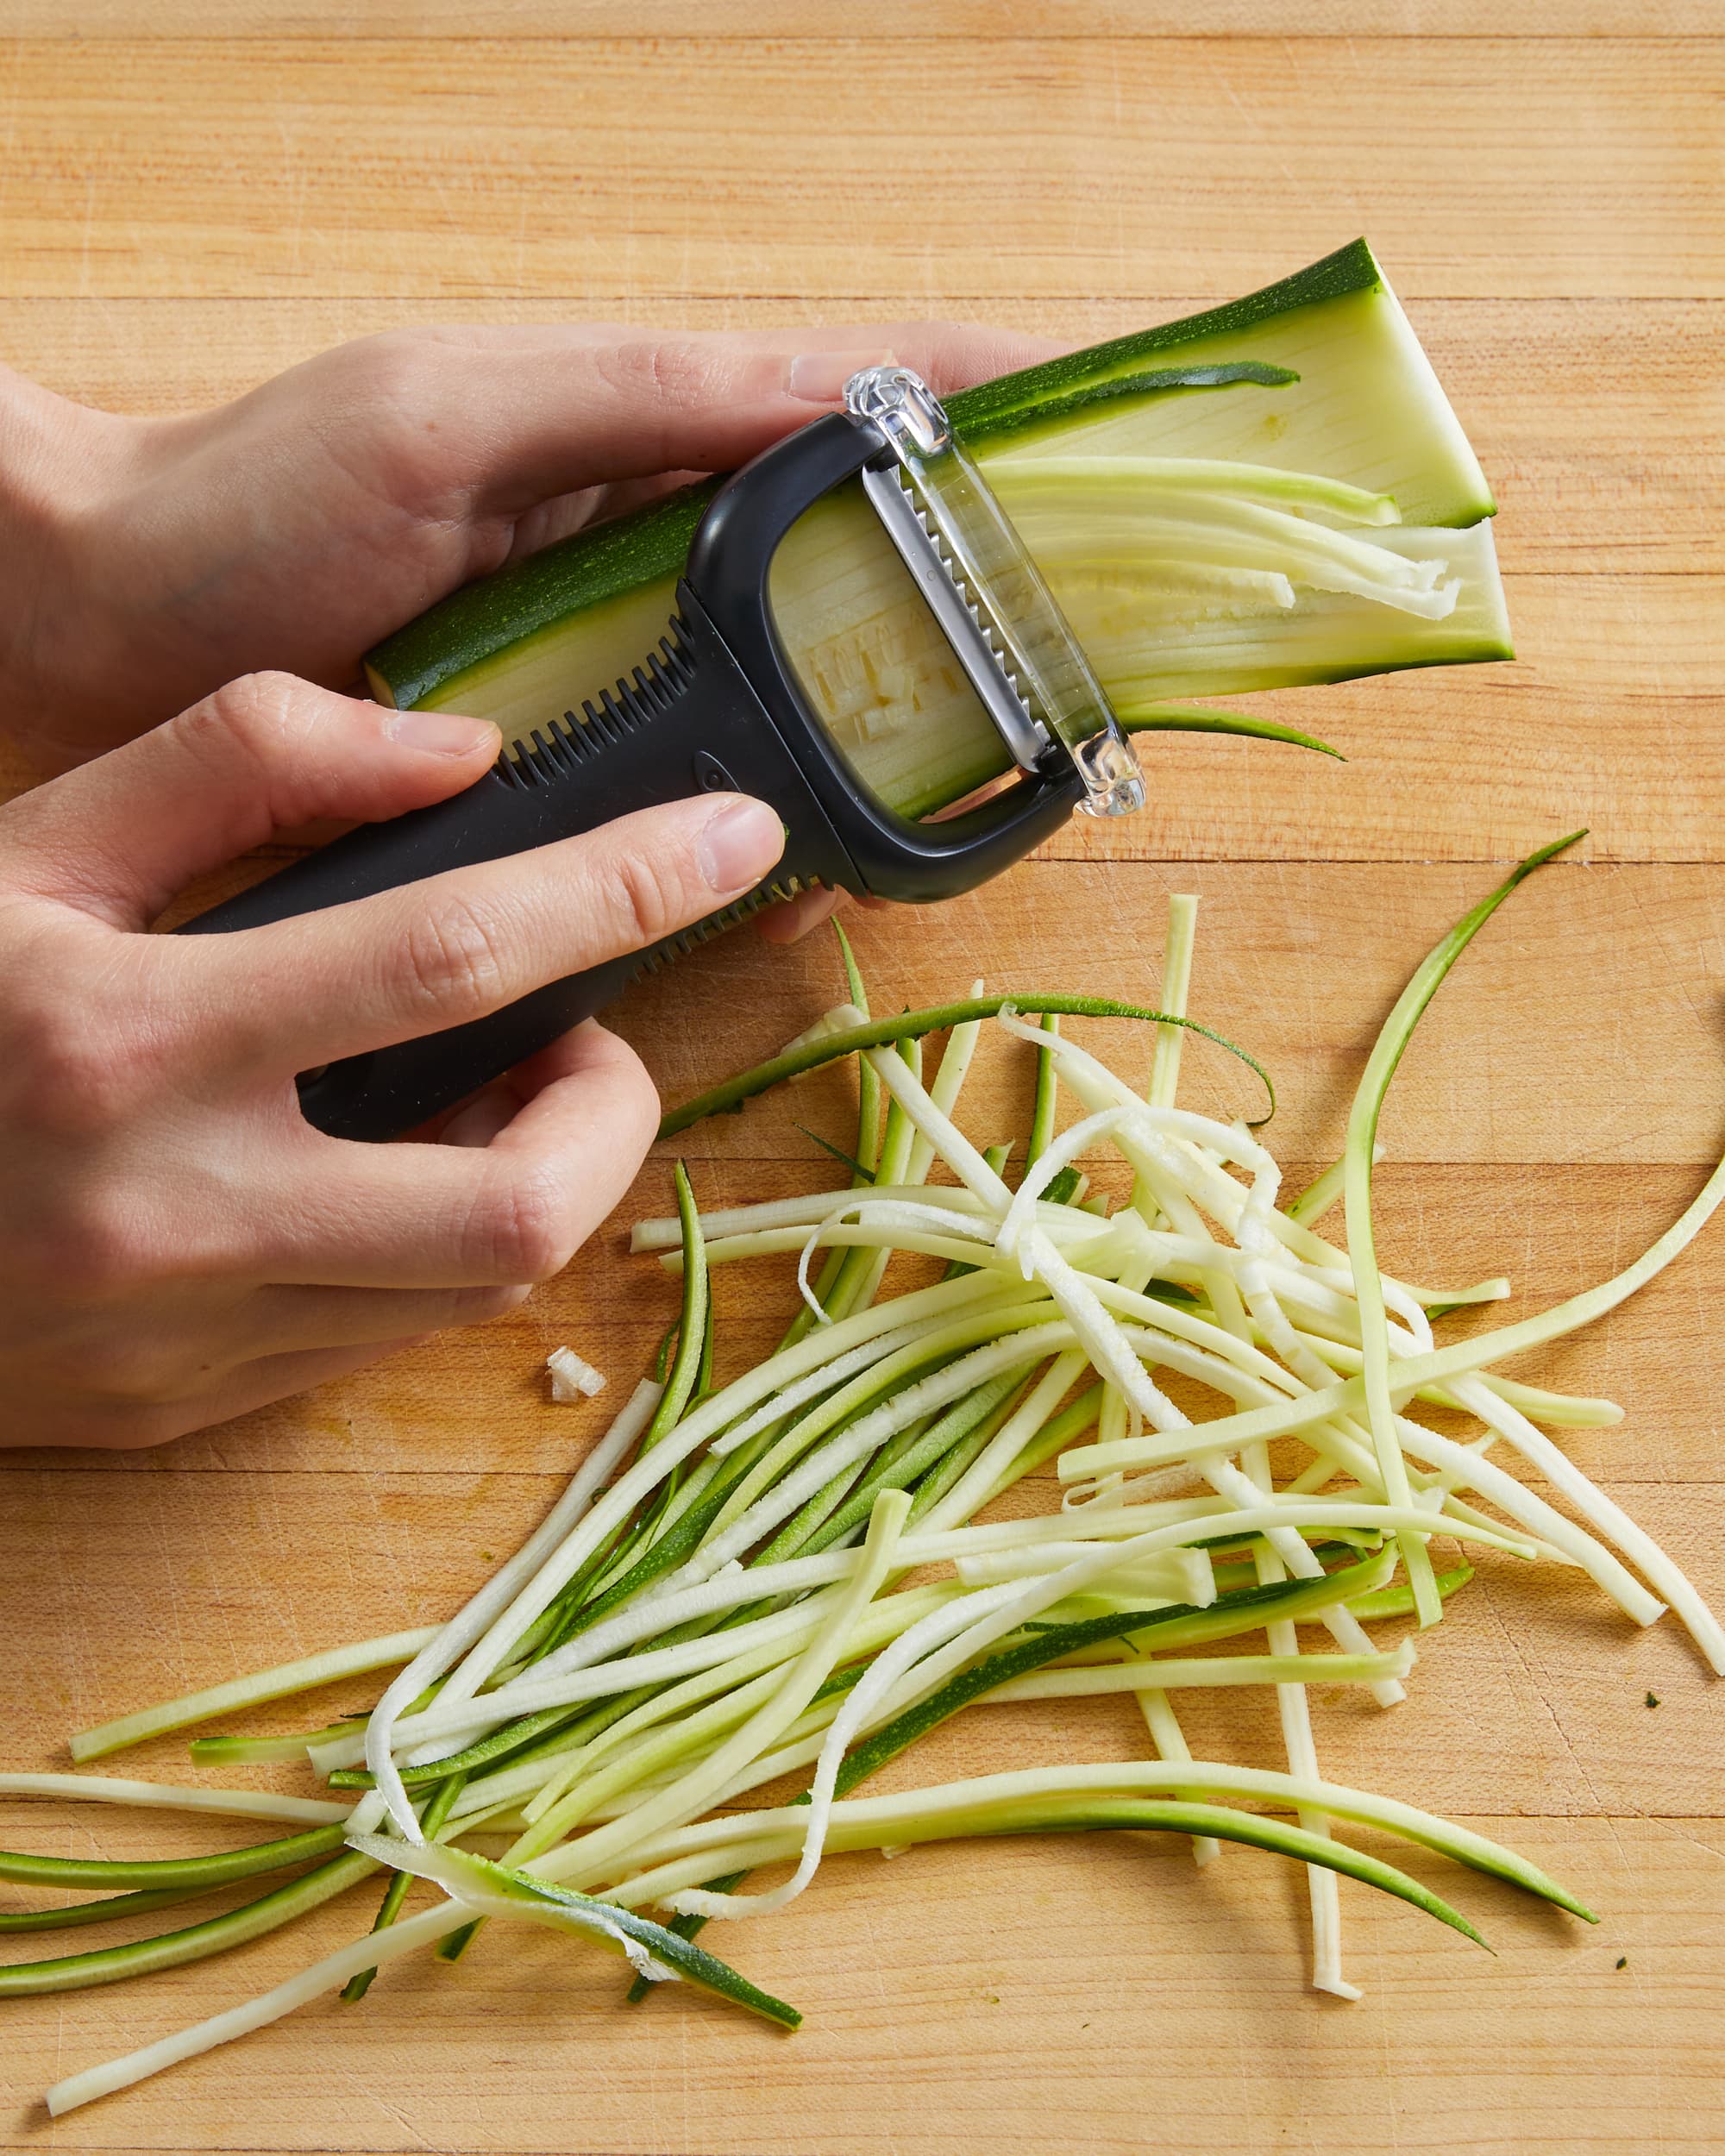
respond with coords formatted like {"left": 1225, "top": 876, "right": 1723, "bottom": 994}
{"left": 179, "top": 367, "right": 1147, "bottom": 1143}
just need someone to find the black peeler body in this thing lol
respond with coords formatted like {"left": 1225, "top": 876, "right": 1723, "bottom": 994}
{"left": 179, "top": 383, "right": 1127, "bottom": 1144}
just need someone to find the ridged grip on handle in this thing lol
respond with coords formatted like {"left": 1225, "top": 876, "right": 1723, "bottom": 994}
{"left": 178, "top": 599, "right": 859, "bottom": 1141}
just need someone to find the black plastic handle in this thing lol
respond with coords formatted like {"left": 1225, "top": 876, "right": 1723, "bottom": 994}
{"left": 179, "top": 597, "right": 860, "bottom": 1142}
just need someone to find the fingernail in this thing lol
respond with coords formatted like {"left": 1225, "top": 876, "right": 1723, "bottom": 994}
{"left": 788, "top": 348, "right": 896, "bottom": 404}
{"left": 386, "top": 710, "right": 499, "bottom": 757}
{"left": 698, "top": 798, "right": 785, "bottom": 894}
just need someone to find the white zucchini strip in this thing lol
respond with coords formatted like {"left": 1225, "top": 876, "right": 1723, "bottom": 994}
{"left": 69, "top": 1629, "right": 441, "bottom": 1764}
{"left": 864, "top": 1041, "right": 1014, "bottom": 1213}
{"left": 45, "top": 1905, "right": 465, "bottom": 2115}
{"left": 955, "top": 1545, "right": 1213, "bottom": 1596}
{"left": 0, "top": 1775, "right": 351, "bottom": 1826}
{"left": 1444, "top": 1375, "right": 1722, "bottom": 1669}
{"left": 905, "top": 981, "right": 988, "bottom": 1188}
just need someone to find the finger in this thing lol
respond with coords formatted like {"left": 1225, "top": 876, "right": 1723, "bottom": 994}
{"left": 378, "top": 321, "right": 1065, "bottom": 517}
{"left": 212, "top": 791, "right": 784, "bottom": 1074}
{"left": 245, "top": 1281, "right": 530, "bottom": 1354}
{"left": 264, "top": 1022, "right": 657, "bottom": 1289}
{"left": 4, "top": 673, "right": 499, "bottom": 927}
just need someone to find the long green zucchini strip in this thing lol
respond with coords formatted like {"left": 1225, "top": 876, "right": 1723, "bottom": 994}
{"left": 603, "top": 1762, "right": 1590, "bottom": 1924}
{"left": 828, "top": 1556, "right": 1396, "bottom": 1799}
{"left": 1344, "top": 831, "right": 1585, "bottom": 1627}
{"left": 0, "top": 1852, "right": 380, "bottom": 1998}
{"left": 639, "top": 1163, "right": 708, "bottom": 1454}
{"left": 660, "top": 994, "right": 1272, "bottom": 1137}
{"left": 0, "top": 1823, "right": 348, "bottom": 1894}
{"left": 0, "top": 1883, "right": 248, "bottom": 1935}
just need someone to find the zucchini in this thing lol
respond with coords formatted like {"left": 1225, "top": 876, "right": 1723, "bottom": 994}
{"left": 366, "top": 240, "right": 1509, "bottom": 818}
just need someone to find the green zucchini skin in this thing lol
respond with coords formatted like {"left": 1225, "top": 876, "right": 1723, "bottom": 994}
{"left": 368, "top": 483, "right": 712, "bottom": 716}
{"left": 944, "top": 238, "right": 1379, "bottom": 441}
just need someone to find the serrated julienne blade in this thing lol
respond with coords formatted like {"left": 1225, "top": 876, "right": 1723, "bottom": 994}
{"left": 844, "top": 365, "right": 1145, "bottom": 819}
{"left": 856, "top": 459, "right": 1050, "bottom": 774}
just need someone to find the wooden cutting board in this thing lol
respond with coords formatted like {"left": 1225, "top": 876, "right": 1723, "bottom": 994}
{"left": 2, "top": 9, "right": 1722, "bottom": 2152}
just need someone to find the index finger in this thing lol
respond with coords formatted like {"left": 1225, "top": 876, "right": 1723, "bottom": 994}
{"left": 197, "top": 790, "right": 787, "bottom": 1078}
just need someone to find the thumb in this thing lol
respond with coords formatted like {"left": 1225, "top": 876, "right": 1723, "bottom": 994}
{"left": 3, "top": 672, "right": 499, "bottom": 927}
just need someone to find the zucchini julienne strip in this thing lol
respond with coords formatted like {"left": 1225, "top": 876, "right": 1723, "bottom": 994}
{"left": 2, "top": 1851, "right": 380, "bottom": 2000}
{"left": 658, "top": 993, "right": 1274, "bottom": 1138}
{"left": 0, "top": 1823, "right": 348, "bottom": 1895}
{"left": 68, "top": 1631, "right": 440, "bottom": 1763}
{"left": 345, "top": 1838, "right": 801, "bottom": 2029}
{"left": 0, "top": 1883, "right": 248, "bottom": 1936}
{"left": 639, "top": 1163, "right": 708, "bottom": 1456}
{"left": 1343, "top": 831, "right": 1585, "bottom": 1630}
{"left": 604, "top": 1764, "right": 1591, "bottom": 1927}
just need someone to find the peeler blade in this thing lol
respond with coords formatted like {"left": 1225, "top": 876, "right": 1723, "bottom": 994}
{"left": 843, "top": 366, "right": 1145, "bottom": 819}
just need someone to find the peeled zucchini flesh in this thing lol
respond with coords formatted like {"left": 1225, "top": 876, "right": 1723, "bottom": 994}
{"left": 365, "top": 240, "right": 1509, "bottom": 818}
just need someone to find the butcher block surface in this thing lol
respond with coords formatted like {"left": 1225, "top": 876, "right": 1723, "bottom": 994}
{"left": 1, "top": 7, "right": 1722, "bottom": 2152}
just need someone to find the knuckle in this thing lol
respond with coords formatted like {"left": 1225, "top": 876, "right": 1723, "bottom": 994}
{"left": 33, "top": 1188, "right": 158, "bottom": 1300}
{"left": 183, "top": 671, "right": 319, "bottom": 778}
{"left": 595, "top": 338, "right": 718, "bottom": 416}
{"left": 339, "top": 328, "right": 439, "bottom": 407}
{"left": 3, "top": 973, "right": 160, "bottom": 1136}
{"left": 471, "top": 1171, "right": 577, "bottom": 1284}
{"left": 599, "top": 845, "right": 691, "bottom": 951}
{"left": 397, "top": 892, "right": 511, "bottom": 1019}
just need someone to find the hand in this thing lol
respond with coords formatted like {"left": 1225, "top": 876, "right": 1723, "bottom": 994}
{"left": 0, "top": 321, "right": 1056, "bottom": 775}
{"left": 0, "top": 672, "right": 788, "bottom": 1448}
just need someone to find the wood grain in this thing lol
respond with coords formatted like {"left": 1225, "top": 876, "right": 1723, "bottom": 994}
{"left": 1, "top": 8, "right": 1722, "bottom": 2151}
{"left": 0, "top": 40, "right": 1720, "bottom": 302}
{"left": 4, "top": 2, "right": 1720, "bottom": 38}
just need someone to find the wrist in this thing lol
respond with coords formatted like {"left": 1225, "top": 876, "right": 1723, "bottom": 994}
{"left": 0, "top": 369, "right": 131, "bottom": 768}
